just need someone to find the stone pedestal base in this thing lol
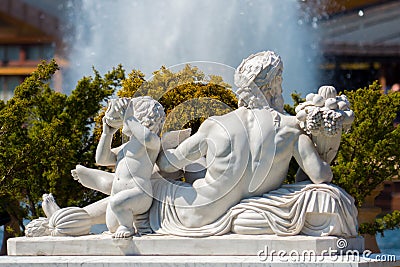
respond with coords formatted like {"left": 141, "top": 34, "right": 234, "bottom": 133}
{"left": 6, "top": 235, "right": 400, "bottom": 267}
{"left": 8, "top": 234, "right": 363, "bottom": 256}
{"left": 1, "top": 255, "right": 399, "bottom": 267}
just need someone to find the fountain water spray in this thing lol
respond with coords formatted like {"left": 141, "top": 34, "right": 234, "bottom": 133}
{"left": 63, "top": 0, "right": 320, "bottom": 103}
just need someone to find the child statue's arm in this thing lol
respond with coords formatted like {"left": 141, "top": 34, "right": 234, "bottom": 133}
{"left": 95, "top": 117, "right": 119, "bottom": 166}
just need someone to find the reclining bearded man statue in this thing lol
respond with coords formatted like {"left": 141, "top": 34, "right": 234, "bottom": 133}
{"left": 26, "top": 51, "right": 357, "bottom": 239}
{"left": 151, "top": 51, "right": 357, "bottom": 237}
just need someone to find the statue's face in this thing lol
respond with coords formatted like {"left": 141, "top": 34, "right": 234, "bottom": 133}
{"left": 258, "top": 71, "right": 284, "bottom": 112}
{"left": 271, "top": 74, "right": 284, "bottom": 112}
{"left": 271, "top": 74, "right": 283, "bottom": 94}
{"left": 148, "top": 122, "right": 162, "bottom": 136}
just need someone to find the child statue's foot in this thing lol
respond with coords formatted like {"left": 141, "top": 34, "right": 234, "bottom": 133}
{"left": 42, "top": 193, "right": 60, "bottom": 218}
{"left": 112, "top": 225, "right": 135, "bottom": 238}
{"left": 71, "top": 169, "right": 81, "bottom": 183}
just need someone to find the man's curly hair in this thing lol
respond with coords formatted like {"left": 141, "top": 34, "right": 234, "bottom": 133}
{"left": 234, "top": 51, "right": 283, "bottom": 111}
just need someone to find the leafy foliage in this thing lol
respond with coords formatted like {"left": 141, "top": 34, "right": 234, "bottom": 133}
{"left": 0, "top": 60, "right": 124, "bottom": 237}
{"left": 283, "top": 92, "right": 305, "bottom": 116}
{"left": 100, "top": 64, "right": 238, "bottom": 136}
{"left": 93, "top": 65, "right": 237, "bottom": 146}
{"left": 159, "top": 82, "right": 237, "bottom": 133}
{"left": 118, "top": 69, "right": 146, "bottom": 98}
{"left": 331, "top": 82, "right": 400, "bottom": 207}
{"left": 360, "top": 210, "right": 400, "bottom": 236}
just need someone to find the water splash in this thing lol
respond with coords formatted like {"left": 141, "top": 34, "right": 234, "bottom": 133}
{"left": 63, "top": 0, "right": 320, "bottom": 103}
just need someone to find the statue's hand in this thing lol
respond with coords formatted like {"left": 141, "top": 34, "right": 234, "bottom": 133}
{"left": 114, "top": 97, "right": 133, "bottom": 119}
{"left": 104, "top": 98, "right": 127, "bottom": 130}
{"left": 119, "top": 98, "right": 134, "bottom": 120}
{"left": 102, "top": 116, "right": 120, "bottom": 135}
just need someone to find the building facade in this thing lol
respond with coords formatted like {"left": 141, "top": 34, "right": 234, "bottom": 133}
{"left": 311, "top": 0, "right": 400, "bottom": 92}
{"left": 0, "top": 0, "right": 63, "bottom": 100}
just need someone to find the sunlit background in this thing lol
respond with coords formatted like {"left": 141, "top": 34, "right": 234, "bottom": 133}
{"left": 1, "top": 0, "right": 399, "bottom": 102}
{"left": 0, "top": 0, "right": 400, "bottom": 254}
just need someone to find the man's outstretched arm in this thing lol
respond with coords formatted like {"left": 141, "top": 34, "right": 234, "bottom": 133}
{"left": 157, "top": 122, "right": 209, "bottom": 173}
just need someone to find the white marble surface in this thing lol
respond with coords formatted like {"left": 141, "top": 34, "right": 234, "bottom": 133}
{"left": 1, "top": 255, "right": 399, "bottom": 267}
{"left": 26, "top": 51, "right": 357, "bottom": 241}
{"left": 151, "top": 52, "right": 354, "bottom": 236}
{"left": 8, "top": 234, "right": 363, "bottom": 256}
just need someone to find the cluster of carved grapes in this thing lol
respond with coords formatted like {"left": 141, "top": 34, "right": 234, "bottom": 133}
{"left": 295, "top": 86, "right": 354, "bottom": 137}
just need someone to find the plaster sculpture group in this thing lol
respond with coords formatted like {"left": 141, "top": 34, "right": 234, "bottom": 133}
{"left": 25, "top": 51, "right": 357, "bottom": 241}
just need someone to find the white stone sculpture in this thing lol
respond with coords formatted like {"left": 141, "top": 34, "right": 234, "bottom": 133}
{"left": 234, "top": 50, "right": 284, "bottom": 113}
{"left": 25, "top": 217, "right": 50, "bottom": 237}
{"left": 25, "top": 193, "right": 59, "bottom": 237}
{"left": 41, "top": 193, "right": 61, "bottom": 218}
{"left": 48, "top": 207, "right": 92, "bottom": 236}
{"left": 25, "top": 51, "right": 358, "bottom": 240}
{"left": 295, "top": 85, "right": 355, "bottom": 162}
{"left": 26, "top": 97, "right": 166, "bottom": 238}
{"left": 26, "top": 192, "right": 110, "bottom": 237}
{"left": 83, "top": 96, "right": 165, "bottom": 238}
{"left": 293, "top": 85, "right": 355, "bottom": 182}
{"left": 151, "top": 51, "right": 356, "bottom": 236}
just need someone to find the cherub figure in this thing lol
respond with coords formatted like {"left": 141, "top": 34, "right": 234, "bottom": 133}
{"left": 72, "top": 96, "right": 165, "bottom": 238}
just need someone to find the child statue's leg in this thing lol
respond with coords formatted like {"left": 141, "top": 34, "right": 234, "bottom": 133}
{"left": 109, "top": 187, "right": 153, "bottom": 238}
{"left": 106, "top": 202, "right": 119, "bottom": 233}
{"left": 71, "top": 164, "right": 114, "bottom": 195}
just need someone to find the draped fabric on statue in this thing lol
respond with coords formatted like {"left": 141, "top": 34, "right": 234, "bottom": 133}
{"left": 149, "top": 180, "right": 358, "bottom": 237}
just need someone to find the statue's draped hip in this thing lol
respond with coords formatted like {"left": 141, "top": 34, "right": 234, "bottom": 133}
{"left": 149, "top": 179, "right": 358, "bottom": 237}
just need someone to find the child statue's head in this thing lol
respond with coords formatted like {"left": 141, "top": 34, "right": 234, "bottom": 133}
{"left": 130, "top": 96, "right": 166, "bottom": 135}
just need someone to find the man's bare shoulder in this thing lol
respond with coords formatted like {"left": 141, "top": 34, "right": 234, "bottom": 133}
{"left": 198, "top": 109, "right": 235, "bottom": 125}
{"left": 205, "top": 107, "right": 251, "bottom": 122}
